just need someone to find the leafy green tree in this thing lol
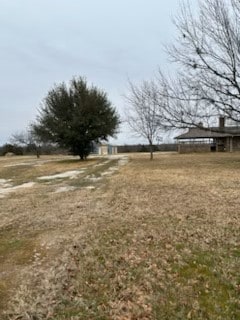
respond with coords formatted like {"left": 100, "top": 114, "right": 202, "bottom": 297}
{"left": 32, "top": 77, "right": 120, "bottom": 159}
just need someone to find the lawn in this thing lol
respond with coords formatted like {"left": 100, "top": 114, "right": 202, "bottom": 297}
{"left": 0, "top": 153, "right": 240, "bottom": 319}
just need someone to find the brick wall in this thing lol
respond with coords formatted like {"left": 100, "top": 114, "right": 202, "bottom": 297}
{"left": 178, "top": 144, "right": 211, "bottom": 154}
{"left": 232, "top": 137, "right": 240, "bottom": 151}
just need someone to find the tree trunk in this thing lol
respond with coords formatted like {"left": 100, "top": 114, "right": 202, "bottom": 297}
{"left": 36, "top": 145, "right": 40, "bottom": 158}
{"left": 149, "top": 143, "right": 153, "bottom": 160}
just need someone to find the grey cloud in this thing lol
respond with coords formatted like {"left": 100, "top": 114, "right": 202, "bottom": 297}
{"left": 0, "top": 0, "right": 196, "bottom": 145}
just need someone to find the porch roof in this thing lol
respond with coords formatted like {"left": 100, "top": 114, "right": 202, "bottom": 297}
{"left": 175, "top": 127, "right": 233, "bottom": 140}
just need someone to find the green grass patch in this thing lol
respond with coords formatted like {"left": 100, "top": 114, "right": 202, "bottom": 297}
{"left": 157, "top": 250, "right": 240, "bottom": 320}
{"left": 57, "top": 158, "right": 97, "bottom": 165}
{"left": 0, "top": 232, "right": 36, "bottom": 265}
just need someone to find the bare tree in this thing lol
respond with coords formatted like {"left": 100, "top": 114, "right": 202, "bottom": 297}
{"left": 158, "top": 0, "right": 240, "bottom": 127}
{"left": 125, "top": 80, "right": 164, "bottom": 160}
{"left": 154, "top": 71, "right": 218, "bottom": 129}
{"left": 11, "top": 130, "right": 41, "bottom": 158}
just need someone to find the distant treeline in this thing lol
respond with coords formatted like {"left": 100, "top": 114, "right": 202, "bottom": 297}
{"left": 117, "top": 144, "right": 177, "bottom": 153}
{"left": 0, "top": 143, "right": 178, "bottom": 156}
{"left": 0, "top": 143, "right": 68, "bottom": 156}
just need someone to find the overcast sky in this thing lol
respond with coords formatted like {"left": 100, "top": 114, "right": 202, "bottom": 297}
{"left": 0, "top": 0, "right": 193, "bottom": 145}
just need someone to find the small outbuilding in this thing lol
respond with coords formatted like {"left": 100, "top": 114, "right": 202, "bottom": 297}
{"left": 175, "top": 117, "right": 240, "bottom": 153}
{"left": 90, "top": 142, "right": 118, "bottom": 155}
{"left": 97, "top": 143, "right": 118, "bottom": 156}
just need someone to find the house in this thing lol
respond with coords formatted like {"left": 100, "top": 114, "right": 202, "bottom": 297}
{"left": 175, "top": 117, "right": 240, "bottom": 153}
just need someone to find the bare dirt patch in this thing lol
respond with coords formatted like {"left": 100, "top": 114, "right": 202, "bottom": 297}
{"left": 0, "top": 182, "right": 35, "bottom": 198}
{"left": 37, "top": 170, "right": 85, "bottom": 181}
{"left": 1, "top": 153, "right": 240, "bottom": 319}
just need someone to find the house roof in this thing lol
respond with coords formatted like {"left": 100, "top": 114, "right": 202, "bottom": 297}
{"left": 212, "top": 126, "right": 240, "bottom": 135}
{"left": 175, "top": 126, "right": 240, "bottom": 140}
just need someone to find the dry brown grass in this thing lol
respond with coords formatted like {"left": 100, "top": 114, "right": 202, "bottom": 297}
{"left": 0, "top": 153, "right": 240, "bottom": 319}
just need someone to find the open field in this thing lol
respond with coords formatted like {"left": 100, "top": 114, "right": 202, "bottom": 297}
{"left": 0, "top": 152, "right": 240, "bottom": 319}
